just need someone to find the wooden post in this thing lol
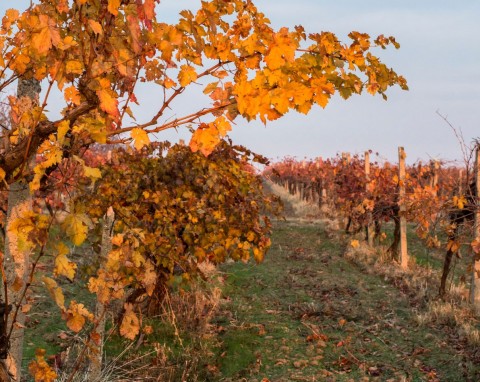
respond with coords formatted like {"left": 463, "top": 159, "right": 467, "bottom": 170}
{"left": 3, "top": 79, "right": 41, "bottom": 381}
{"left": 458, "top": 169, "right": 464, "bottom": 196}
{"left": 470, "top": 145, "right": 480, "bottom": 312}
{"left": 90, "top": 207, "right": 115, "bottom": 380}
{"left": 365, "top": 151, "right": 374, "bottom": 245}
{"left": 431, "top": 160, "right": 439, "bottom": 196}
{"left": 398, "top": 147, "right": 409, "bottom": 269}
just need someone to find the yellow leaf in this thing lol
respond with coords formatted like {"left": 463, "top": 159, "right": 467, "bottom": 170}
{"left": 88, "top": 19, "right": 103, "bottom": 35}
{"left": 178, "top": 65, "right": 197, "bottom": 87}
{"left": 65, "top": 60, "right": 83, "bottom": 75}
{"left": 120, "top": 303, "right": 140, "bottom": 340}
{"left": 453, "top": 195, "right": 466, "bottom": 210}
{"left": 42, "top": 276, "right": 65, "bottom": 310}
{"left": 83, "top": 166, "right": 102, "bottom": 180}
{"left": 131, "top": 128, "right": 150, "bottom": 150}
{"left": 8, "top": 211, "right": 37, "bottom": 252}
{"left": 350, "top": 240, "right": 360, "bottom": 248}
{"left": 0, "top": 167, "right": 5, "bottom": 182}
{"left": 213, "top": 116, "right": 231, "bottom": 136}
{"left": 57, "top": 120, "right": 70, "bottom": 144}
{"left": 54, "top": 243, "right": 77, "bottom": 280}
{"left": 62, "top": 212, "right": 91, "bottom": 246}
{"left": 107, "top": 0, "right": 121, "bottom": 15}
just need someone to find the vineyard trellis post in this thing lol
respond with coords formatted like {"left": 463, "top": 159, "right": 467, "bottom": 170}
{"left": 470, "top": 144, "right": 480, "bottom": 312}
{"left": 365, "top": 151, "right": 374, "bottom": 245}
{"left": 431, "top": 160, "right": 439, "bottom": 196}
{"left": 398, "top": 147, "right": 409, "bottom": 269}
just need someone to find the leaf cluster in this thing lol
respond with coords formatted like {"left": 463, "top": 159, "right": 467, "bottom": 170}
{"left": 82, "top": 141, "right": 281, "bottom": 307}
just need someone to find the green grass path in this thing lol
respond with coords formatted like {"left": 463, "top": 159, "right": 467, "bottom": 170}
{"left": 216, "top": 217, "right": 478, "bottom": 381}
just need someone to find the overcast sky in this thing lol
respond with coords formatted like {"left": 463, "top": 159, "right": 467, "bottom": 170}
{"left": 2, "top": 1, "right": 479, "bottom": 164}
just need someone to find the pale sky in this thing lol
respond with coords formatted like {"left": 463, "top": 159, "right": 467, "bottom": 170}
{"left": 2, "top": 1, "right": 479, "bottom": 164}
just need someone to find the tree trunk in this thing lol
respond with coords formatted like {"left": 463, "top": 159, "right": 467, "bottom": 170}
{"left": 89, "top": 207, "right": 115, "bottom": 381}
{"left": 2, "top": 78, "right": 41, "bottom": 382}
{"left": 365, "top": 151, "right": 374, "bottom": 245}
{"left": 398, "top": 147, "right": 409, "bottom": 269}
{"left": 388, "top": 213, "right": 400, "bottom": 259}
{"left": 470, "top": 145, "right": 480, "bottom": 312}
{"left": 3, "top": 183, "right": 31, "bottom": 381}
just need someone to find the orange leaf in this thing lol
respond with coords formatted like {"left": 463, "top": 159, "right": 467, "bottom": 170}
{"left": 107, "top": 0, "right": 121, "bottom": 15}
{"left": 64, "top": 86, "right": 81, "bottom": 105}
{"left": 131, "top": 128, "right": 150, "bottom": 150}
{"left": 63, "top": 301, "right": 93, "bottom": 332}
{"left": 143, "top": 0, "right": 156, "bottom": 20}
{"left": 178, "top": 65, "right": 197, "bottom": 87}
{"left": 88, "top": 19, "right": 103, "bottom": 35}
{"left": 189, "top": 124, "right": 220, "bottom": 157}
{"left": 350, "top": 240, "right": 360, "bottom": 248}
{"left": 96, "top": 78, "right": 119, "bottom": 118}
{"left": 472, "top": 238, "right": 480, "bottom": 255}
{"left": 120, "top": 303, "right": 140, "bottom": 340}
{"left": 28, "top": 349, "right": 57, "bottom": 382}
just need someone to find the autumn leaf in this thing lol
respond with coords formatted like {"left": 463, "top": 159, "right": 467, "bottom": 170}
{"left": 350, "top": 240, "right": 360, "bottom": 248}
{"left": 28, "top": 349, "right": 57, "bottom": 382}
{"left": 178, "top": 65, "right": 197, "bottom": 87}
{"left": 31, "top": 14, "right": 61, "bottom": 55}
{"left": 107, "top": 0, "right": 121, "bottom": 16}
{"left": 472, "top": 239, "right": 480, "bottom": 255}
{"left": 120, "top": 303, "right": 140, "bottom": 340}
{"left": 83, "top": 165, "right": 102, "bottom": 181}
{"left": 213, "top": 116, "right": 232, "bottom": 136}
{"left": 446, "top": 240, "right": 459, "bottom": 253}
{"left": 96, "top": 78, "right": 119, "bottom": 118}
{"left": 131, "top": 128, "right": 150, "bottom": 150}
{"left": 54, "top": 243, "right": 77, "bottom": 281}
{"left": 88, "top": 19, "right": 103, "bottom": 35}
{"left": 8, "top": 211, "right": 38, "bottom": 252}
{"left": 143, "top": 0, "right": 156, "bottom": 21}
{"left": 189, "top": 124, "right": 220, "bottom": 156}
{"left": 57, "top": 120, "right": 70, "bottom": 144}
{"left": 62, "top": 212, "right": 92, "bottom": 246}
{"left": 63, "top": 301, "right": 93, "bottom": 332}
{"left": 42, "top": 276, "right": 65, "bottom": 310}
{"left": 2, "top": 9, "right": 19, "bottom": 31}
{"left": 453, "top": 195, "right": 466, "bottom": 210}
{"left": 65, "top": 60, "right": 83, "bottom": 75}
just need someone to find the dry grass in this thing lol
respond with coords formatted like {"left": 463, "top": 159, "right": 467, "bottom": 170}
{"left": 55, "top": 268, "right": 223, "bottom": 382}
{"left": 344, "top": 240, "right": 480, "bottom": 348}
{"left": 268, "top": 179, "right": 480, "bottom": 350}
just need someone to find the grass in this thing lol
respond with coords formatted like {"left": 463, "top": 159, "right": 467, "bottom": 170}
{"left": 19, "top": 182, "right": 480, "bottom": 381}
{"left": 215, "top": 219, "right": 480, "bottom": 381}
